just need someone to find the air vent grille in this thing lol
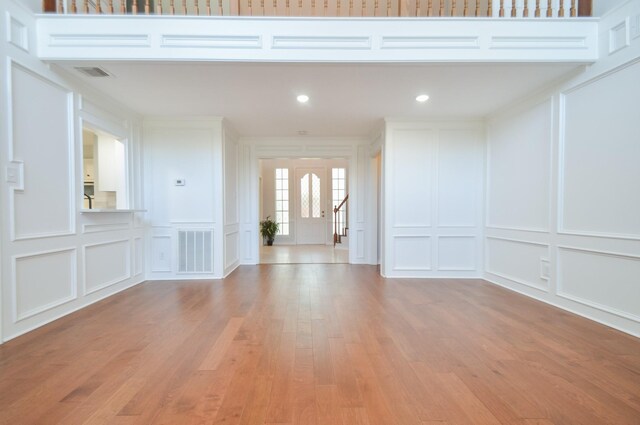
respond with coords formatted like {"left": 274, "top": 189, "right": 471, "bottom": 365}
{"left": 178, "top": 229, "right": 213, "bottom": 273}
{"left": 74, "top": 67, "right": 111, "bottom": 77}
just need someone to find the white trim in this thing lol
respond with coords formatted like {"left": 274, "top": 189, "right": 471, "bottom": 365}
{"left": 557, "top": 58, "right": 640, "bottom": 242}
{"left": 436, "top": 235, "right": 477, "bottom": 272}
{"left": 485, "top": 236, "right": 550, "bottom": 292}
{"left": 8, "top": 59, "right": 76, "bottom": 242}
{"left": 82, "top": 239, "right": 132, "bottom": 295}
{"left": 555, "top": 245, "right": 640, "bottom": 323}
{"left": 484, "top": 276, "right": 640, "bottom": 339}
{"left": 12, "top": 247, "right": 78, "bottom": 322}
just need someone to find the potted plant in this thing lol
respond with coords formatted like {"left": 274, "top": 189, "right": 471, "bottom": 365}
{"left": 260, "top": 216, "right": 279, "bottom": 246}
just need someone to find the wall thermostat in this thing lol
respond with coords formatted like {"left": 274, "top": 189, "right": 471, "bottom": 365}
{"left": 175, "top": 179, "right": 185, "bottom": 186}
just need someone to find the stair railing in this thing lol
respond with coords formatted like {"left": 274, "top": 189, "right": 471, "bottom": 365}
{"left": 333, "top": 194, "right": 348, "bottom": 246}
{"left": 44, "top": 0, "right": 590, "bottom": 17}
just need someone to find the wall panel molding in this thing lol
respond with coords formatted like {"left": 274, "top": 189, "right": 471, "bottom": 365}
{"left": 12, "top": 248, "right": 78, "bottom": 322}
{"left": 556, "top": 245, "right": 640, "bottom": 323}
{"left": 83, "top": 239, "right": 131, "bottom": 295}
{"left": 485, "top": 236, "right": 549, "bottom": 292}
{"left": 557, "top": 58, "right": 640, "bottom": 240}
{"left": 392, "top": 235, "right": 431, "bottom": 271}
{"left": 437, "top": 235, "right": 476, "bottom": 271}
{"left": 9, "top": 60, "right": 76, "bottom": 242}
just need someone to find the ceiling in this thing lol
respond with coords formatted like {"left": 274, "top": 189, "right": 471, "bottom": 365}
{"left": 59, "top": 62, "right": 582, "bottom": 137}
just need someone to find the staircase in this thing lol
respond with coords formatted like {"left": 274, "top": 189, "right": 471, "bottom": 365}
{"left": 333, "top": 194, "right": 348, "bottom": 248}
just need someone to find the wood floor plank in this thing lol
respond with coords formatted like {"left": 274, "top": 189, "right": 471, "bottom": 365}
{"left": 0, "top": 265, "right": 639, "bottom": 425}
{"left": 199, "top": 317, "right": 245, "bottom": 371}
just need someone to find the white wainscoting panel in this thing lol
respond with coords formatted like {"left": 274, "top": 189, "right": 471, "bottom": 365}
{"left": 224, "top": 231, "right": 239, "bottom": 272}
{"left": 224, "top": 136, "right": 239, "bottom": 225}
{"left": 392, "top": 129, "right": 433, "bottom": 228}
{"left": 561, "top": 61, "right": 640, "bottom": 239}
{"left": 437, "top": 129, "right": 480, "bottom": 228}
{"left": 134, "top": 237, "right": 143, "bottom": 276}
{"left": 438, "top": 236, "right": 476, "bottom": 271}
{"left": 84, "top": 240, "right": 131, "bottom": 295}
{"left": 557, "top": 247, "right": 640, "bottom": 321}
{"left": 144, "top": 126, "right": 216, "bottom": 226}
{"left": 10, "top": 63, "right": 74, "bottom": 240}
{"left": 393, "top": 236, "right": 431, "bottom": 271}
{"left": 9, "top": 16, "right": 29, "bottom": 51}
{"left": 487, "top": 99, "right": 551, "bottom": 232}
{"left": 151, "top": 235, "right": 172, "bottom": 272}
{"left": 13, "top": 248, "right": 77, "bottom": 321}
{"left": 486, "top": 237, "right": 549, "bottom": 291}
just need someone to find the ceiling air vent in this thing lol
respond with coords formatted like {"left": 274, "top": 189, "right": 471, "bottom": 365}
{"left": 74, "top": 67, "right": 111, "bottom": 77}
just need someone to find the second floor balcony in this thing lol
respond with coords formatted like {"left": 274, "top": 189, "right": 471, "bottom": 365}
{"left": 26, "top": 0, "right": 599, "bottom": 62}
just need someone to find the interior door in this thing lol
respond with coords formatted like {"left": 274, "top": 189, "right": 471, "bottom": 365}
{"left": 296, "top": 168, "right": 326, "bottom": 245}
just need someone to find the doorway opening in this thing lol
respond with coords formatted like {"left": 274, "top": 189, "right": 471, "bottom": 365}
{"left": 258, "top": 158, "right": 349, "bottom": 264}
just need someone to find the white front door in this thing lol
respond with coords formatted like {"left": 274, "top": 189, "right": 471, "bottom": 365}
{"left": 296, "top": 168, "right": 326, "bottom": 244}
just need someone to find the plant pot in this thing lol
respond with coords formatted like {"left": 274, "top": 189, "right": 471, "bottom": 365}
{"left": 266, "top": 239, "right": 274, "bottom": 246}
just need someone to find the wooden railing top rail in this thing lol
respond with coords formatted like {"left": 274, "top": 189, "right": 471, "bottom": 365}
{"left": 43, "top": 0, "right": 592, "bottom": 18}
{"left": 334, "top": 194, "right": 348, "bottom": 213}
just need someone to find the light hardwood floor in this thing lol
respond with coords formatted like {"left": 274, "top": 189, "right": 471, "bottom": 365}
{"left": 1, "top": 265, "right": 639, "bottom": 424}
{"left": 260, "top": 244, "right": 349, "bottom": 264}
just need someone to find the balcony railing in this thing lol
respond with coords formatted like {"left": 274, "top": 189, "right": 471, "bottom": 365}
{"left": 43, "top": 0, "right": 592, "bottom": 18}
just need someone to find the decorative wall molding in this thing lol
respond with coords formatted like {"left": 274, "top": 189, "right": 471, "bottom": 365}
{"left": 558, "top": 59, "right": 640, "bottom": 241}
{"left": 272, "top": 35, "right": 371, "bottom": 50}
{"left": 48, "top": 33, "right": 151, "bottom": 47}
{"left": 82, "top": 222, "right": 131, "bottom": 233}
{"left": 485, "top": 97, "right": 553, "bottom": 234}
{"left": 490, "top": 36, "right": 588, "bottom": 50}
{"left": 485, "top": 236, "right": 549, "bottom": 292}
{"left": 134, "top": 237, "right": 143, "bottom": 276}
{"left": 392, "top": 235, "right": 432, "bottom": 271}
{"left": 485, "top": 225, "right": 550, "bottom": 234}
{"left": 36, "top": 16, "right": 598, "bottom": 62}
{"left": 381, "top": 36, "right": 479, "bottom": 49}
{"left": 8, "top": 15, "right": 29, "bottom": 51}
{"left": 556, "top": 245, "right": 640, "bottom": 323}
{"left": 8, "top": 60, "right": 76, "bottom": 242}
{"left": 162, "top": 34, "right": 262, "bottom": 49}
{"left": 356, "top": 229, "right": 365, "bottom": 259}
{"left": 485, "top": 235, "right": 549, "bottom": 247}
{"left": 83, "top": 239, "right": 132, "bottom": 295}
{"left": 609, "top": 19, "right": 630, "bottom": 54}
{"left": 12, "top": 248, "right": 78, "bottom": 322}
{"left": 436, "top": 235, "right": 476, "bottom": 271}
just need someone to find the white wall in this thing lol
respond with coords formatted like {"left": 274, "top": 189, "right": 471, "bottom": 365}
{"left": 382, "top": 121, "right": 484, "bottom": 277}
{"left": 238, "top": 137, "right": 374, "bottom": 265}
{"left": 484, "top": 0, "right": 640, "bottom": 337}
{"left": 143, "top": 117, "right": 228, "bottom": 279}
{"left": 223, "top": 123, "right": 240, "bottom": 276}
{"left": 259, "top": 158, "right": 349, "bottom": 245}
{"left": 0, "top": 0, "right": 145, "bottom": 342}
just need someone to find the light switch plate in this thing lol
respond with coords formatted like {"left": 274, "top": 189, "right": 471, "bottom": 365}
{"left": 6, "top": 160, "right": 24, "bottom": 190}
{"left": 175, "top": 178, "right": 185, "bottom": 186}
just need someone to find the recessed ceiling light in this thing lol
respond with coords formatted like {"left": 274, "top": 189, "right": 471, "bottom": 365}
{"left": 297, "top": 94, "right": 310, "bottom": 103}
{"left": 416, "top": 94, "right": 430, "bottom": 103}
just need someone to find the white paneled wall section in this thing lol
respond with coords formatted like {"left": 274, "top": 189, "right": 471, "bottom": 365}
{"left": 0, "top": 0, "right": 145, "bottom": 342}
{"left": 484, "top": 0, "right": 640, "bottom": 337}
{"left": 223, "top": 124, "right": 240, "bottom": 276}
{"left": 143, "top": 117, "right": 229, "bottom": 279}
{"left": 382, "top": 121, "right": 484, "bottom": 277}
